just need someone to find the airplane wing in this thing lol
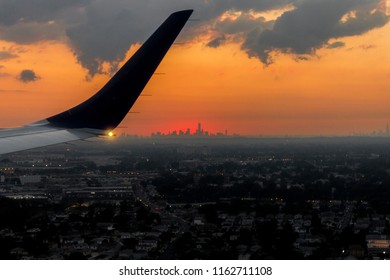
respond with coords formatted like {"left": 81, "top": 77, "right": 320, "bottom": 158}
{"left": 0, "top": 10, "right": 193, "bottom": 156}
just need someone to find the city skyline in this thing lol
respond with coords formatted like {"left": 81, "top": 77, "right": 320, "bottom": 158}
{"left": 0, "top": 1, "right": 389, "bottom": 136}
{"left": 146, "top": 122, "right": 390, "bottom": 137}
{"left": 151, "top": 122, "right": 229, "bottom": 137}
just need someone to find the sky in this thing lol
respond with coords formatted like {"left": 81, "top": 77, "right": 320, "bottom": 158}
{"left": 0, "top": 0, "right": 390, "bottom": 136}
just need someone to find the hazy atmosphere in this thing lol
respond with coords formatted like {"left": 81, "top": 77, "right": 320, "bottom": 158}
{"left": 0, "top": 0, "right": 390, "bottom": 135}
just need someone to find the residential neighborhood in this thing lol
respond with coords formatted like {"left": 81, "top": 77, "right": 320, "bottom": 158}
{"left": 1, "top": 136, "right": 390, "bottom": 259}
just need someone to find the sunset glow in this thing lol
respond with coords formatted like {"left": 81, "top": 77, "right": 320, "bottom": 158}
{"left": 0, "top": 1, "right": 389, "bottom": 136}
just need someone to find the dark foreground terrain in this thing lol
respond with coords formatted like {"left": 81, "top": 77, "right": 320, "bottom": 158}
{"left": 1, "top": 136, "right": 390, "bottom": 259}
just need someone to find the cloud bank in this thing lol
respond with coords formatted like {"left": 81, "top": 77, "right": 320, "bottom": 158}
{"left": 0, "top": 51, "right": 18, "bottom": 60}
{"left": 242, "top": 0, "right": 388, "bottom": 64}
{"left": 0, "top": 0, "right": 387, "bottom": 76}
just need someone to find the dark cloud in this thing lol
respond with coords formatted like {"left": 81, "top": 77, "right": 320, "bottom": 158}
{"left": 242, "top": 0, "right": 389, "bottom": 64}
{"left": 208, "top": 11, "right": 274, "bottom": 51}
{"left": 0, "top": 21, "right": 65, "bottom": 44}
{"left": 327, "top": 41, "right": 346, "bottom": 49}
{"left": 211, "top": 12, "right": 274, "bottom": 45}
{"left": 0, "top": 51, "right": 18, "bottom": 60}
{"left": 295, "top": 55, "right": 310, "bottom": 61}
{"left": 17, "top": 69, "right": 41, "bottom": 83}
{"left": 0, "top": 0, "right": 91, "bottom": 26}
{"left": 65, "top": 0, "right": 147, "bottom": 77}
{"left": 0, "top": 0, "right": 89, "bottom": 44}
{"left": 207, "top": 36, "right": 226, "bottom": 48}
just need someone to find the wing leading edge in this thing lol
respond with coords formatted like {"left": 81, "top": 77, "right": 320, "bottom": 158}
{"left": 0, "top": 10, "right": 193, "bottom": 155}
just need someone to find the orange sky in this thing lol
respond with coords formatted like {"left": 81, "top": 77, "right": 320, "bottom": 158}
{"left": 0, "top": 16, "right": 390, "bottom": 136}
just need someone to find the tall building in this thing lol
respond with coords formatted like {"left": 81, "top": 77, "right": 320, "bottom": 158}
{"left": 196, "top": 122, "right": 204, "bottom": 136}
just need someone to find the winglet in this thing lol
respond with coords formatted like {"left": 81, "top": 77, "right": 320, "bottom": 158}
{"left": 47, "top": 10, "right": 193, "bottom": 131}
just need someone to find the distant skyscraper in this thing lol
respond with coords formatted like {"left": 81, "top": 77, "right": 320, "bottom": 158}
{"left": 196, "top": 122, "right": 204, "bottom": 135}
